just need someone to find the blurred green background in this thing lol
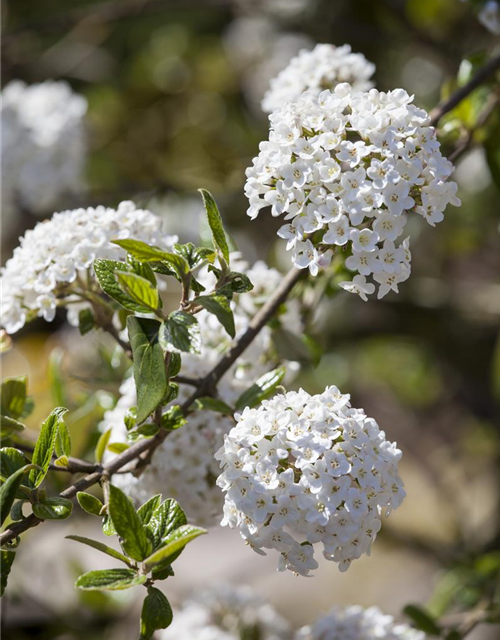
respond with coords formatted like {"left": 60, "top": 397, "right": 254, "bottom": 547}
{"left": 1, "top": 0, "right": 500, "bottom": 639}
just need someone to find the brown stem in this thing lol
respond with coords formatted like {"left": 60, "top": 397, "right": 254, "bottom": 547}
{"left": 448, "top": 93, "right": 500, "bottom": 163}
{"left": 430, "top": 52, "right": 500, "bottom": 127}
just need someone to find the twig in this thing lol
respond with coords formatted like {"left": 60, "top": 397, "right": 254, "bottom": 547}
{"left": 448, "top": 93, "right": 500, "bottom": 163}
{"left": 0, "top": 267, "right": 303, "bottom": 546}
{"left": 429, "top": 52, "right": 500, "bottom": 126}
{"left": 171, "top": 375, "right": 201, "bottom": 387}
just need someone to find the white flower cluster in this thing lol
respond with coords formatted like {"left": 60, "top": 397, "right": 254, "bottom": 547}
{"left": 105, "top": 254, "right": 300, "bottom": 527}
{"left": 245, "top": 85, "right": 460, "bottom": 300}
{"left": 296, "top": 605, "right": 426, "bottom": 640}
{"left": 262, "top": 44, "right": 375, "bottom": 114}
{"left": 0, "top": 202, "right": 177, "bottom": 334}
{"left": 216, "top": 387, "right": 405, "bottom": 576}
{"left": 1, "top": 80, "right": 87, "bottom": 218}
{"left": 160, "top": 583, "right": 291, "bottom": 640}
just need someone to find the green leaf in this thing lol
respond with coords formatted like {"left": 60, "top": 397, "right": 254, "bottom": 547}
{"left": 108, "top": 484, "right": 152, "bottom": 562}
{"left": 162, "top": 382, "right": 179, "bottom": 405}
{"left": 29, "top": 407, "right": 68, "bottom": 488}
{"left": 168, "top": 353, "right": 182, "bottom": 378}
{"left": 124, "top": 406, "right": 138, "bottom": 431}
{"left": 235, "top": 367, "right": 286, "bottom": 411}
{"left": 10, "top": 500, "right": 25, "bottom": 521}
{"left": 403, "top": 605, "right": 442, "bottom": 635}
{"left": 32, "top": 497, "right": 73, "bottom": 520}
{"left": 111, "top": 240, "right": 189, "bottom": 276}
{"left": 140, "top": 586, "right": 173, "bottom": 639}
{"left": 54, "top": 455, "right": 69, "bottom": 468}
{"left": 102, "top": 514, "right": 116, "bottom": 537}
{"left": 196, "top": 294, "right": 235, "bottom": 338}
{"left": 1, "top": 376, "right": 27, "bottom": 419}
{"left": 128, "top": 317, "right": 168, "bottom": 424}
{"left": 151, "top": 560, "right": 175, "bottom": 581}
{"left": 146, "top": 498, "right": 187, "bottom": 549}
{"left": 194, "top": 397, "right": 233, "bottom": 414}
{"left": 107, "top": 442, "right": 130, "bottom": 454}
{"left": 94, "top": 259, "right": 152, "bottom": 313}
{"left": 95, "top": 428, "right": 112, "bottom": 463}
{"left": 0, "top": 447, "right": 29, "bottom": 481}
{"left": 0, "top": 464, "right": 37, "bottom": 525}
{"left": 66, "top": 535, "right": 133, "bottom": 566}
{"left": 144, "top": 525, "right": 206, "bottom": 569}
{"left": 55, "top": 417, "right": 71, "bottom": 458}
{"left": 0, "top": 415, "right": 26, "bottom": 438}
{"left": 76, "top": 568, "right": 146, "bottom": 591}
{"left": 128, "top": 256, "right": 158, "bottom": 286}
{"left": 217, "top": 271, "right": 254, "bottom": 298}
{"left": 1, "top": 550, "right": 16, "bottom": 597}
{"left": 190, "top": 275, "right": 207, "bottom": 293}
{"left": 77, "top": 491, "right": 104, "bottom": 517}
{"left": 78, "top": 308, "right": 95, "bottom": 336}
{"left": 173, "top": 243, "right": 216, "bottom": 269}
{"left": 199, "top": 189, "right": 230, "bottom": 264}
{"left": 116, "top": 271, "right": 159, "bottom": 311}
{"left": 137, "top": 495, "right": 162, "bottom": 525}
{"left": 160, "top": 311, "right": 201, "bottom": 354}
{"left": 127, "top": 423, "right": 159, "bottom": 440}
{"left": 159, "top": 406, "right": 186, "bottom": 431}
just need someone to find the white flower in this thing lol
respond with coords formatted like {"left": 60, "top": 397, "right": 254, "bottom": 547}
{"left": 1, "top": 80, "right": 87, "bottom": 218}
{"left": 262, "top": 44, "right": 375, "bottom": 114}
{"left": 339, "top": 275, "right": 376, "bottom": 302}
{"left": 160, "top": 583, "right": 291, "bottom": 640}
{"left": 246, "top": 84, "right": 460, "bottom": 300}
{"left": 216, "top": 386, "right": 405, "bottom": 576}
{"left": 295, "top": 605, "right": 426, "bottom": 640}
{"left": 0, "top": 202, "right": 177, "bottom": 334}
{"left": 104, "top": 254, "right": 301, "bottom": 527}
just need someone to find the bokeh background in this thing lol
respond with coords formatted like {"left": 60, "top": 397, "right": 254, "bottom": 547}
{"left": 1, "top": 0, "right": 500, "bottom": 639}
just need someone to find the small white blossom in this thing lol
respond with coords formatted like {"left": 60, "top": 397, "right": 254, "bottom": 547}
{"left": 216, "top": 387, "right": 405, "bottom": 575}
{"left": 246, "top": 84, "right": 460, "bottom": 300}
{"left": 262, "top": 44, "right": 375, "bottom": 114}
{"left": 0, "top": 202, "right": 177, "bottom": 334}
{"left": 296, "top": 605, "right": 426, "bottom": 640}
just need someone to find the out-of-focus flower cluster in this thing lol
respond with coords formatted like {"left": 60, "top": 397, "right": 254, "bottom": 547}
{"left": 1, "top": 80, "right": 87, "bottom": 219}
{"left": 216, "top": 386, "right": 405, "bottom": 575}
{"left": 0, "top": 202, "right": 177, "bottom": 334}
{"left": 224, "top": 17, "right": 312, "bottom": 112}
{"left": 245, "top": 85, "right": 460, "bottom": 299}
{"left": 105, "top": 253, "right": 300, "bottom": 527}
{"left": 160, "top": 583, "right": 291, "bottom": 640}
{"left": 295, "top": 605, "right": 426, "bottom": 640}
{"left": 262, "top": 44, "right": 375, "bottom": 114}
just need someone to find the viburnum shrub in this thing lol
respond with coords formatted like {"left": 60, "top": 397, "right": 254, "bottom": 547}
{"left": 1, "top": 38, "right": 497, "bottom": 640}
